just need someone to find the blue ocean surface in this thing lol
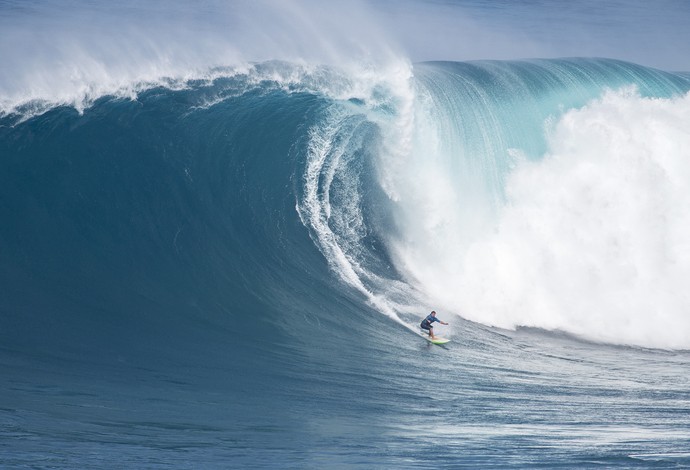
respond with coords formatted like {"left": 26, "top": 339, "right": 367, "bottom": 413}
{"left": 2, "top": 1, "right": 690, "bottom": 468}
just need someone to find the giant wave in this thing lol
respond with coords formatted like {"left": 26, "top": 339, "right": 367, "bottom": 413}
{"left": 3, "top": 58, "right": 690, "bottom": 356}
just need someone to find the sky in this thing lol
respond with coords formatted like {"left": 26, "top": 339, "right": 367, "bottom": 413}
{"left": 3, "top": 0, "right": 690, "bottom": 71}
{"left": 372, "top": 0, "right": 690, "bottom": 71}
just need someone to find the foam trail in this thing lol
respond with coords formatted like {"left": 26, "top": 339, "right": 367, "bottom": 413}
{"left": 296, "top": 62, "right": 424, "bottom": 327}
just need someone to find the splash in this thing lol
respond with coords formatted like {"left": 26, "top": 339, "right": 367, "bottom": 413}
{"left": 429, "top": 88, "right": 690, "bottom": 349}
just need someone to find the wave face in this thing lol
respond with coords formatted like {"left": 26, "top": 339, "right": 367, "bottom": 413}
{"left": 3, "top": 57, "right": 690, "bottom": 467}
{"left": 1, "top": 62, "right": 353, "bottom": 358}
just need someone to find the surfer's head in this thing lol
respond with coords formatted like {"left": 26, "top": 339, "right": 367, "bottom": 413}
{"left": 431, "top": 311, "right": 436, "bottom": 316}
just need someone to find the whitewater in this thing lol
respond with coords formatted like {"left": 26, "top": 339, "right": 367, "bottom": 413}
{"left": 2, "top": 0, "right": 690, "bottom": 468}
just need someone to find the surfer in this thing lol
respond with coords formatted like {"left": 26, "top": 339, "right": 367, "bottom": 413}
{"left": 420, "top": 311, "right": 448, "bottom": 339}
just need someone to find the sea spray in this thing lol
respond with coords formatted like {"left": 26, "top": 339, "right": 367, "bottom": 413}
{"left": 459, "top": 88, "right": 690, "bottom": 349}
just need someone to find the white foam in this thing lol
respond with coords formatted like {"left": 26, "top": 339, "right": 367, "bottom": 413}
{"left": 404, "top": 88, "right": 690, "bottom": 349}
{"left": 296, "top": 59, "right": 420, "bottom": 326}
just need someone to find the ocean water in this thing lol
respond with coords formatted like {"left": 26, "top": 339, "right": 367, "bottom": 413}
{"left": 2, "top": 1, "right": 690, "bottom": 468}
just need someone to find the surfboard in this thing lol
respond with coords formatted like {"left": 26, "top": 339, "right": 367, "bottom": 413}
{"left": 420, "top": 334, "right": 450, "bottom": 345}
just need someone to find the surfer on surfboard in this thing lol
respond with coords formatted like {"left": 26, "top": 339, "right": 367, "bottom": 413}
{"left": 420, "top": 311, "right": 448, "bottom": 339}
